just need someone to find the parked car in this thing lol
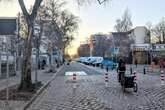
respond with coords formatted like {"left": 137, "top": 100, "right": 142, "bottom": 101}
{"left": 88, "top": 57, "right": 98, "bottom": 65}
{"left": 92, "top": 57, "right": 103, "bottom": 66}
{"left": 79, "top": 57, "right": 88, "bottom": 63}
{"left": 83, "top": 57, "right": 91, "bottom": 65}
{"left": 82, "top": 57, "right": 96, "bottom": 65}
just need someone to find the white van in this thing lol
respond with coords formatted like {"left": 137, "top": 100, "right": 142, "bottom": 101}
{"left": 92, "top": 57, "right": 103, "bottom": 66}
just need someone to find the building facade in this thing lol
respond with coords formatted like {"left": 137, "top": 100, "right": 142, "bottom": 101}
{"left": 131, "top": 44, "right": 151, "bottom": 64}
{"left": 77, "top": 43, "right": 90, "bottom": 57}
{"left": 88, "top": 26, "right": 150, "bottom": 64}
{"left": 152, "top": 44, "right": 165, "bottom": 63}
{"left": 129, "top": 26, "right": 150, "bottom": 64}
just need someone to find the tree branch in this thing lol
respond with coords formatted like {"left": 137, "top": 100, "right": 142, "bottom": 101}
{"left": 97, "top": 0, "right": 107, "bottom": 5}
{"left": 18, "top": 0, "right": 29, "bottom": 17}
{"left": 30, "top": 0, "right": 43, "bottom": 21}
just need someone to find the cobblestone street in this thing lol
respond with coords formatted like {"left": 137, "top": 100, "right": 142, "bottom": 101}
{"left": 26, "top": 62, "right": 165, "bottom": 110}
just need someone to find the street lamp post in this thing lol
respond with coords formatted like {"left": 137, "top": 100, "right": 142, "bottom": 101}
{"left": 106, "top": 33, "right": 118, "bottom": 65}
{"left": 16, "top": 12, "right": 20, "bottom": 76}
{"left": 35, "top": 48, "right": 38, "bottom": 84}
{"left": 4, "top": 40, "right": 10, "bottom": 108}
{"left": 34, "top": 25, "right": 40, "bottom": 84}
{"left": 130, "top": 45, "right": 134, "bottom": 74}
{"left": 6, "top": 45, "right": 9, "bottom": 104}
{"left": 109, "top": 34, "right": 116, "bottom": 63}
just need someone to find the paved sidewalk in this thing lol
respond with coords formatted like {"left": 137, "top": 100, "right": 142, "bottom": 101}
{"left": 0, "top": 67, "right": 59, "bottom": 110}
{"left": 126, "top": 64, "right": 165, "bottom": 75}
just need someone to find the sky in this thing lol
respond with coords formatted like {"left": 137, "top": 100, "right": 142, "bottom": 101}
{"left": 0, "top": 0, "right": 165, "bottom": 55}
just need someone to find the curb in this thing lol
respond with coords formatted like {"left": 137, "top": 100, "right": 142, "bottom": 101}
{"left": 23, "top": 65, "right": 64, "bottom": 110}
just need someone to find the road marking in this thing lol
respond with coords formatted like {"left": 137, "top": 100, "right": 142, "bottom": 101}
{"left": 65, "top": 71, "right": 87, "bottom": 82}
{"left": 65, "top": 71, "right": 87, "bottom": 76}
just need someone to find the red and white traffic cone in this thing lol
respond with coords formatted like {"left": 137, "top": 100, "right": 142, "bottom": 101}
{"left": 134, "top": 71, "right": 137, "bottom": 82}
{"left": 160, "top": 70, "right": 164, "bottom": 86}
{"left": 105, "top": 73, "right": 109, "bottom": 87}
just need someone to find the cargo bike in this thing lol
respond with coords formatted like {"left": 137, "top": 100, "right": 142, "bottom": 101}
{"left": 118, "top": 71, "right": 138, "bottom": 92}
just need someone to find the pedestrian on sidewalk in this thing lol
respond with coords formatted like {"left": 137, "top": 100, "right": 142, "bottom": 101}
{"left": 159, "top": 58, "right": 164, "bottom": 70}
{"left": 42, "top": 60, "right": 46, "bottom": 70}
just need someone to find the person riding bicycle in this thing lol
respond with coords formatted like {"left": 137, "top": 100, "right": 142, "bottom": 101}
{"left": 117, "top": 59, "right": 126, "bottom": 82}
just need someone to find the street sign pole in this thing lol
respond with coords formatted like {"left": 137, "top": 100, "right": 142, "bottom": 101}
{"left": 112, "top": 35, "right": 115, "bottom": 62}
{"left": 131, "top": 45, "right": 134, "bottom": 73}
{"left": 35, "top": 48, "right": 38, "bottom": 84}
{"left": 14, "top": 52, "right": 17, "bottom": 76}
{"left": 5, "top": 40, "right": 10, "bottom": 108}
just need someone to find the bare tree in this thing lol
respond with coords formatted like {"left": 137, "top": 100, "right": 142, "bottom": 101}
{"left": 114, "top": 9, "right": 133, "bottom": 32}
{"left": 43, "top": 0, "right": 79, "bottom": 56}
{"left": 146, "top": 22, "right": 153, "bottom": 43}
{"left": 0, "top": 0, "right": 44, "bottom": 91}
{"left": 59, "top": 10, "right": 79, "bottom": 55}
{"left": 0, "top": 0, "right": 110, "bottom": 91}
{"left": 152, "top": 18, "right": 165, "bottom": 43}
{"left": 33, "top": 5, "right": 49, "bottom": 71}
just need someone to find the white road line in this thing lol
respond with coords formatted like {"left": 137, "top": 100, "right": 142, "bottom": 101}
{"left": 65, "top": 71, "right": 87, "bottom": 76}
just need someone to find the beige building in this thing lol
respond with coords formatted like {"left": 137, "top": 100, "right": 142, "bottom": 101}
{"left": 130, "top": 26, "right": 150, "bottom": 64}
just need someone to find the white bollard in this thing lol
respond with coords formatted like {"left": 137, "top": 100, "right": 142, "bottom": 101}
{"left": 134, "top": 71, "right": 137, "bottom": 82}
{"left": 160, "top": 70, "right": 164, "bottom": 86}
{"left": 73, "top": 73, "right": 76, "bottom": 81}
{"left": 72, "top": 73, "right": 77, "bottom": 88}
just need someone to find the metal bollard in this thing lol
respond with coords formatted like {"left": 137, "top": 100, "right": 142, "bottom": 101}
{"left": 106, "top": 66, "right": 109, "bottom": 72}
{"left": 130, "top": 67, "right": 132, "bottom": 74}
{"left": 143, "top": 67, "right": 146, "bottom": 74}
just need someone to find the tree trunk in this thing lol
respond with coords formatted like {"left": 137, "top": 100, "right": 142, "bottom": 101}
{"left": 18, "top": 26, "right": 34, "bottom": 91}
{"left": 17, "top": 0, "right": 43, "bottom": 91}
